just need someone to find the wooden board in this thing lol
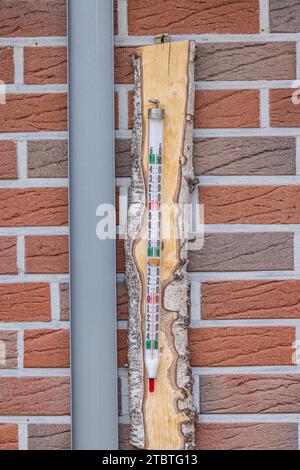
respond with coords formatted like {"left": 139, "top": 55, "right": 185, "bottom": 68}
{"left": 126, "top": 40, "right": 196, "bottom": 450}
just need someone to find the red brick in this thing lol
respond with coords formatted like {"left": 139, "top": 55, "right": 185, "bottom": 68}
{"left": 200, "top": 185, "right": 300, "bottom": 224}
{"left": 270, "top": 89, "right": 300, "bottom": 127}
{"left": 24, "top": 47, "right": 67, "bottom": 85}
{"left": 0, "top": 188, "right": 68, "bottom": 226}
{"left": 128, "top": 0, "right": 259, "bottom": 35}
{"left": 117, "top": 281, "right": 128, "bottom": 321}
{"left": 26, "top": 236, "right": 69, "bottom": 274}
{"left": 196, "top": 423, "right": 298, "bottom": 450}
{"left": 118, "top": 329, "right": 127, "bottom": 367}
{"left": 24, "top": 329, "right": 70, "bottom": 368}
{"left": 189, "top": 327, "right": 295, "bottom": 366}
{"left": 0, "top": 0, "right": 67, "bottom": 37}
{"left": 195, "top": 90, "right": 260, "bottom": 128}
{"left": 0, "top": 283, "right": 50, "bottom": 322}
{"left": 0, "top": 237, "right": 17, "bottom": 274}
{"left": 0, "top": 424, "right": 18, "bottom": 450}
{"left": 0, "top": 377, "right": 70, "bottom": 415}
{"left": 0, "top": 141, "right": 17, "bottom": 179}
{"left": 114, "top": 47, "right": 135, "bottom": 84}
{"left": 0, "top": 47, "right": 14, "bottom": 83}
{"left": 202, "top": 280, "right": 300, "bottom": 320}
{"left": 119, "top": 327, "right": 295, "bottom": 367}
{"left": 0, "top": 331, "right": 17, "bottom": 369}
{"left": 0, "top": 94, "right": 67, "bottom": 132}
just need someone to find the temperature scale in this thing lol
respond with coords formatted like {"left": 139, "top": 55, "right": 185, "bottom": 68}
{"left": 145, "top": 99, "right": 165, "bottom": 393}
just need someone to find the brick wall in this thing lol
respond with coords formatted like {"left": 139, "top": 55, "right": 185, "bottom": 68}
{"left": 1, "top": 0, "right": 300, "bottom": 452}
{"left": 115, "top": 0, "right": 300, "bottom": 451}
{"left": 0, "top": 0, "right": 70, "bottom": 450}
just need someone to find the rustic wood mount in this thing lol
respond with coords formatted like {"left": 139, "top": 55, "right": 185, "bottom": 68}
{"left": 125, "top": 40, "right": 196, "bottom": 450}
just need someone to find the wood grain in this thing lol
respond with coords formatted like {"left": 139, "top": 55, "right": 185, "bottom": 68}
{"left": 127, "top": 41, "right": 195, "bottom": 450}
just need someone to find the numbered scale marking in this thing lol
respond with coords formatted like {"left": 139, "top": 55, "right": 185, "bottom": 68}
{"left": 145, "top": 101, "right": 164, "bottom": 394}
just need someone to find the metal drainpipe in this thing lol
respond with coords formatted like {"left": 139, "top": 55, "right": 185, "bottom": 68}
{"left": 68, "top": 0, "right": 118, "bottom": 450}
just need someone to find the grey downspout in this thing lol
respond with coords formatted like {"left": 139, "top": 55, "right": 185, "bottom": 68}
{"left": 69, "top": 0, "right": 118, "bottom": 449}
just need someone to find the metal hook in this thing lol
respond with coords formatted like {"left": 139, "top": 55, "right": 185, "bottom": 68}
{"left": 149, "top": 98, "right": 160, "bottom": 108}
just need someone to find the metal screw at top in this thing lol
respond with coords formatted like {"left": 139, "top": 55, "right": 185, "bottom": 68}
{"left": 149, "top": 98, "right": 160, "bottom": 108}
{"left": 148, "top": 99, "right": 165, "bottom": 119}
{"left": 155, "top": 34, "right": 170, "bottom": 44}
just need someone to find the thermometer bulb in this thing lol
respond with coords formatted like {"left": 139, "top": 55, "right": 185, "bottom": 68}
{"left": 149, "top": 378, "right": 155, "bottom": 393}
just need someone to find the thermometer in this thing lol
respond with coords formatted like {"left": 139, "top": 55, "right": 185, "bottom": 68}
{"left": 145, "top": 99, "right": 165, "bottom": 393}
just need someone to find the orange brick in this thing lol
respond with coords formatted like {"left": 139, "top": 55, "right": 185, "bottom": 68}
{"left": 0, "top": 237, "right": 17, "bottom": 274}
{"left": 0, "top": 94, "right": 67, "bottom": 132}
{"left": 0, "top": 0, "right": 67, "bottom": 37}
{"left": 128, "top": 0, "right": 259, "bottom": 35}
{"left": 0, "top": 424, "right": 18, "bottom": 450}
{"left": 24, "top": 329, "right": 70, "bottom": 368}
{"left": 200, "top": 185, "right": 300, "bottom": 223}
{"left": 0, "top": 141, "right": 17, "bottom": 179}
{"left": 0, "top": 377, "right": 70, "bottom": 415}
{"left": 119, "top": 326, "right": 295, "bottom": 367}
{"left": 0, "top": 47, "right": 14, "bottom": 83}
{"left": 202, "top": 280, "right": 300, "bottom": 320}
{"left": 0, "top": 188, "right": 68, "bottom": 226}
{"left": 195, "top": 90, "right": 260, "bottom": 128}
{"left": 26, "top": 236, "right": 69, "bottom": 274}
{"left": 189, "top": 327, "right": 295, "bottom": 366}
{"left": 270, "top": 89, "right": 300, "bottom": 127}
{"left": 24, "top": 47, "right": 67, "bottom": 85}
{"left": 0, "top": 283, "right": 51, "bottom": 322}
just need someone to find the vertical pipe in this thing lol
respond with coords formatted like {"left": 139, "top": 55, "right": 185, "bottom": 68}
{"left": 69, "top": 0, "right": 118, "bottom": 449}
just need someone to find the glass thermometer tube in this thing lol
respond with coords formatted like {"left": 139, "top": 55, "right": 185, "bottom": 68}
{"left": 145, "top": 101, "right": 164, "bottom": 394}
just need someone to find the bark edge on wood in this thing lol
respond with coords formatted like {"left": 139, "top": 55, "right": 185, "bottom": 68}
{"left": 125, "top": 41, "right": 197, "bottom": 450}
